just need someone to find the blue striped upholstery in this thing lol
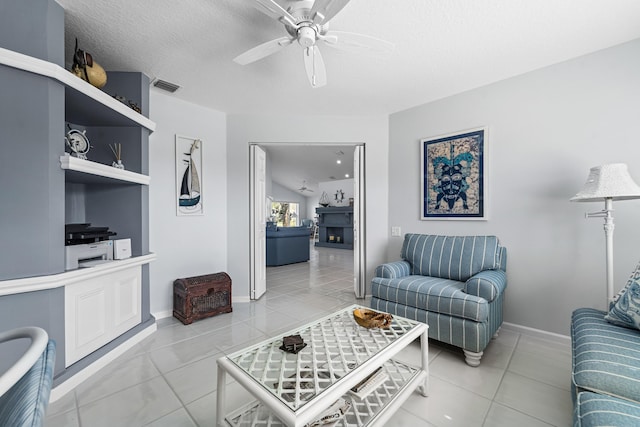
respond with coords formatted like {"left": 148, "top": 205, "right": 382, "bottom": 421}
{"left": 497, "top": 245, "right": 507, "bottom": 272}
{"left": 372, "top": 292, "right": 504, "bottom": 353}
{"left": 372, "top": 275, "right": 489, "bottom": 322}
{"left": 372, "top": 234, "right": 507, "bottom": 363}
{"left": 574, "top": 392, "right": 640, "bottom": 427}
{"left": 571, "top": 308, "right": 640, "bottom": 403}
{"left": 401, "top": 234, "right": 501, "bottom": 281}
{"left": 464, "top": 269, "right": 507, "bottom": 301}
{"left": 374, "top": 261, "right": 411, "bottom": 279}
{"left": 0, "top": 340, "right": 55, "bottom": 427}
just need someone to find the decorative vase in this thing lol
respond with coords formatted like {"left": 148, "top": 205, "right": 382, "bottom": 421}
{"left": 112, "top": 160, "right": 124, "bottom": 170}
{"left": 71, "top": 38, "right": 107, "bottom": 89}
{"left": 319, "top": 191, "right": 330, "bottom": 207}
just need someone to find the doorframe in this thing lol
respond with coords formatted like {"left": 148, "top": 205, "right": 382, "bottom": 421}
{"left": 249, "top": 144, "right": 267, "bottom": 300}
{"left": 248, "top": 142, "right": 367, "bottom": 300}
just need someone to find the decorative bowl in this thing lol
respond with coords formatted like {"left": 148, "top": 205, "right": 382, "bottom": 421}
{"left": 353, "top": 308, "right": 393, "bottom": 329}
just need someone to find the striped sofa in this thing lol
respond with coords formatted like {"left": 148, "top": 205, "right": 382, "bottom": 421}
{"left": 571, "top": 308, "right": 640, "bottom": 426}
{"left": 371, "top": 234, "right": 507, "bottom": 366}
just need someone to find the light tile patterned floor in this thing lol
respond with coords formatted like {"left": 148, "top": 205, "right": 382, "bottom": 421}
{"left": 45, "top": 242, "right": 573, "bottom": 426}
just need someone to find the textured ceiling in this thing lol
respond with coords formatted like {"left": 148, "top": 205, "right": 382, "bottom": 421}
{"left": 55, "top": 0, "right": 640, "bottom": 192}
{"left": 57, "top": 0, "right": 640, "bottom": 116}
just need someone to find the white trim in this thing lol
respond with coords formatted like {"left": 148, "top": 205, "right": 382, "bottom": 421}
{"left": 152, "top": 310, "right": 174, "bottom": 320}
{"left": 0, "top": 254, "right": 156, "bottom": 296}
{"left": 0, "top": 47, "right": 155, "bottom": 132}
{"left": 502, "top": 321, "right": 570, "bottom": 344}
{"left": 49, "top": 322, "right": 157, "bottom": 402}
{"left": 353, "top": 144, "right": 367, "bottom": 298}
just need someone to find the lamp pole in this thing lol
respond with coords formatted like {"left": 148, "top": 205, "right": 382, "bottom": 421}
{"left": 585, "top": 197, "right": 615, "bottom": 306}
{"left": 571, "top": 164, "right": 640, "bottom": 309}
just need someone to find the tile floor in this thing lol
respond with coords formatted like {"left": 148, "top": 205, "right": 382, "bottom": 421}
{"left": 45, "top": 242, "right": 574, "bottom": 426}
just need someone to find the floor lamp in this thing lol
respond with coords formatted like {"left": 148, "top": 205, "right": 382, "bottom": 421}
{"left": 571, "top": 163, "right": 640, "bottom": 307}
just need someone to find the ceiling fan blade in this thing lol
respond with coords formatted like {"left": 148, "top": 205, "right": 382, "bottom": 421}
{"left": 309, "top": 0, "right": 351, "bottom": 25}
{"left": 322, "top": 31, "right": 394, "bottom": 55}
{"left": 234, "top": 36, "right": 294, "bottom": 65}
{"left": 303, "top": 46, "right": 327, "bottom": 88}
{"left": 253, "top": 0, "right": 298, "bottom": 27}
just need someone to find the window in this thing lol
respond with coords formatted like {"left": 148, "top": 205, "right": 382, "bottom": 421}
{"left": 271, "top": 202, "right": 299, "bottom": 227}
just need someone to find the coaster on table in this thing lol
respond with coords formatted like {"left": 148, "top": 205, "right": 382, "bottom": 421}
{"left": 280, "top": 334, "right": 306, "bottom": 354}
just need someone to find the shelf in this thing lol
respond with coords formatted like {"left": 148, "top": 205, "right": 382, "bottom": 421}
{"left": 225, "top": 359, "right": 424, "bottom": 427}
{"left": 316, "top": 206, "right": 353, "bottom": 213}
{"left": 0, "top": 46, "right": 155, "bottom": 132}
{"left": 60, "top": 155, "right": 150, "bottom": 185}
{"left": 319, "top": 223, "right": 353, "bottom": 228}
{"left": 0, "top": 254, "right": 156, "bottom": 297}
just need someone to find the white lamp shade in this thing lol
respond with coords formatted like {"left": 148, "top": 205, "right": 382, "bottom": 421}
{"left": 571, "top": 163, "right": 640, "bottom": 202}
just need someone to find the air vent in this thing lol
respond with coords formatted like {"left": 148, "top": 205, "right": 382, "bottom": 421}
{"left": 152, "top": 79, "right": 180, "bottom": 93}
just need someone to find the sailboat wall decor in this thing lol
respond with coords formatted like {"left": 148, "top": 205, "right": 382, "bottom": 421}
{"left": 175, "top": 135, "right": 204, "bottom": 216}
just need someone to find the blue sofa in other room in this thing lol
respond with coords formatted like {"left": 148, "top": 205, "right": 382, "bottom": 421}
{"left": 371, "top": 234, "right": 507, "bottom": 366}
{"left": 266, "top": 226, "right": 310, "bottom": 266}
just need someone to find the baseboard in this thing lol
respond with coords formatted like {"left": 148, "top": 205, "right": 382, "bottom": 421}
{"left": 502, "top": 321, "right": 570, "bottom": 344}
{"left": 49, "top": 322, "right": 157, "bottom": 402}
{"left": 152, "top": 298, "right": 251, "bottom": 320}
{"left": 152, "top": 309, "right": 173, "bottom": 320}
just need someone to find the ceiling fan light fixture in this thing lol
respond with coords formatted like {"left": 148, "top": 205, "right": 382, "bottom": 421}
{"left": 297, "top": 26, "right": 317, "bottom": 47}
{"left": 237, "top": 0, "right": 390, "bottom": 88}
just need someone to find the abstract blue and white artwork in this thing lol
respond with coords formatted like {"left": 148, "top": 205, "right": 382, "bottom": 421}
{"left": 421, "top": 127, "right": 486, "bottom": 220}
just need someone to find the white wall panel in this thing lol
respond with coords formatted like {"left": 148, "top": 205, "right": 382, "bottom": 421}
{"left": 148, "top": 91, "right": 227, "bottom": 316}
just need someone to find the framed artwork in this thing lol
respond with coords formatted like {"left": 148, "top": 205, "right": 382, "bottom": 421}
{"left": 421, "top": 127, "right": 487, "bottom": 220}
{"left": 176, "top": 135, "right": 204, "bottom": 216}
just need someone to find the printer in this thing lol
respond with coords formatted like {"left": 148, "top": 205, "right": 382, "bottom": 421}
{"left": 65, "top": 223, "right": 116, "bottom": 270}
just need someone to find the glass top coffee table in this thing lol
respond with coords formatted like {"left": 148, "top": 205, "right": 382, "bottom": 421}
{"left": 216, "top": 305, "right": 428, "bottom": 426}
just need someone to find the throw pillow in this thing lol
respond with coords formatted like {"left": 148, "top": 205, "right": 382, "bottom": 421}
{"left": 605, "top": 262, "right": 640, "bottom": 330}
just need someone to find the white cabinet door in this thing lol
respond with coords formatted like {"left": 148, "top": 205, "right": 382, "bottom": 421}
{"left": 112, "top": 270, "right": 141, "bottom": 336}
{"left": 65, "top": 266, "right": 141, "bottom": 366}
{"left": 67, "top": 283, "right": 108, "bottom": 365}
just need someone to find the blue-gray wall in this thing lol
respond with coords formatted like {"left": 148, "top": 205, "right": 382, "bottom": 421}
{"left": 388, "top": 38, "right": 640, "bottom": 335}
{"left": 0, "top": 0, "right": 153, "bottom": 382}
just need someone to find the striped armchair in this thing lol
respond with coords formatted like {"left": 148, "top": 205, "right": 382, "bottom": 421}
{"left": 0, "top": 327, "right": 56, "bottom": 427}
{"left": 371, "top": 234, "right": 507, "bottom": 366}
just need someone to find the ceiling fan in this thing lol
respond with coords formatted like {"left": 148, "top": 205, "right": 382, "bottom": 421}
{"left": 234, "top": 0, "right": 394, "bottom": 88}
{"left": 298, "top": 181, "right": 314, "bottom": 192}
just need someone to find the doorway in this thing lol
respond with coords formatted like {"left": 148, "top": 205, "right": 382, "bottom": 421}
{"left": 249, "top": 143, "right": 366, "bottom": 300}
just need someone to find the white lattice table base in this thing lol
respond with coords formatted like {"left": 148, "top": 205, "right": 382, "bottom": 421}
{"left": 216, "top": 305, "right": 428, "bottom": 427}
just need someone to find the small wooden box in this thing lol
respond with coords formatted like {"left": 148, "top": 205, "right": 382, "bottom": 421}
{"left": 173, "top": 272, "right": 232, "bottom": 325}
